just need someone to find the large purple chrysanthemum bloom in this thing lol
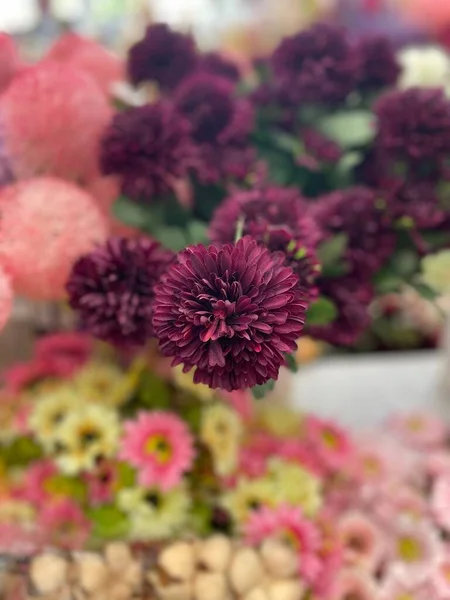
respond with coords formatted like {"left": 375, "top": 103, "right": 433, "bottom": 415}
{"left": 127, "top": 24, "right": 198, "bottom": 91}
{"left": 198, "top": 52, "right": 240, "bottom": 82}
{"left": 67, "top": 237, "right": 174, "bottom": 347}
{"left": 175, "top": 73, "right": 255, "bottom": 183}
{"left": 308, "top": 276, "right": 374, "bottom": 346}
{"left": 390, "top": 181, "right": 447, "bottom": 230}
{"left": 152, "top": 237, "right": 307, "bottom": 391}
{"left": 100, "top": 102, "right": 194, "bottom": 203}
{"left": 209, "top": 187, "right": 321, "bottom": 299}
{"left": 375, "top": 88, "right": 450, "bottom": 175}
{"left": 271, "top": 22, "right": 359, "bottom": 105}
{"left": 312, "top": 187, "right": 395, "bottom": 277}
{"left": 356, "top": 35, "right": 400, "bottom": 91}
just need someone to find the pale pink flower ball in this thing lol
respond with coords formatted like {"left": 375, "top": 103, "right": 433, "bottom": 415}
{"left": 120, "top": 411, "right": 195, "bottom": 490}
{"left": 380, "top": 570, "right": 437, "bottom": 600}
{"left": 38, "top": 499, "right": 91, "bottom": 550}
{"left": 244, "top": 505, "right": 321, "bottom": 584}
{"left": 44, "top": 32, "right": 125, "bottom": 97}
{"left": 0, "top": 178, "right": 107, "bottom": 300}
{"left": 431, "top": 475, "right": 450, "bottom": 534}
{"left": 386, "top": 412, "right": 448, "bottom": 450}
{"left": 338, "top": 511, "right": 385, "bottom": 573}
{"left": 331, "top": 569, "right": 378, "bottom": 600}
{"left": 0, "top": 62, "right": 112, "bottom": 182}
{"left": 0, "top": 265, "right": 13, "bottom": 332}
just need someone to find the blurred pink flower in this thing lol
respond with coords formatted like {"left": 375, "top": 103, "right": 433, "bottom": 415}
{"left": 304, "top": 416, "right": 354, "bottom": 473}
{"left": 3, "top": 356, "right": 75, "bottom": 393}
{"left": 0, "top": 34, "right": 24, "bottom": 93}
{"left": 39, "top": 499, "right": 90, "bottom": 550}
{"left": 220, "top": 390, "right": 254, "bottom": 423}
{"left": 386, "top": 412, "right": 448, "bottom": 450}
{"left": 120, "top": 411, "right": 195, "bottom": 490}
{"left": 427, "top": 451, "right": 450, "bottom": 478}
{"left": 279, "top": 439, "right": 325, "bottom": 477}
{"left": 338, "top": 511, "right": 385, "bottom": 573}
{"left": 0, "top": 523, "right": 43, "bottom": 556}
{"left": 431, "top": 475, "right": 450, "bottom": 533}
{"left": 84, "top": 459, "right": 118, "bottom": 506}
{"left": 331, "top": 569, "right": 378, "bottom": 600}
{"left": 380, "top": 570, "right": 437, "bottom": 600}
{"left": 0, "top": 265, "right": 12, "bottom": 333}
{"left": 20, "top": 460, "right": 57, "bottom": 506}
{"left": 432, "top": 556, "right": 450, "bottom": 598}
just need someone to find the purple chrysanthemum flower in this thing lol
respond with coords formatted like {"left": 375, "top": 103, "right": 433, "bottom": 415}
{"left": 175, "top": 73, "right": 255, "bottom": 183}
{"left": 198, "top": 52, "right": 240, "bottom": 82}
{"left": 356, "top": 35, "right": 400, "bottom": 91}
{"left": 375, "top": 88, "right": 450, "bottom": 175}
{"left": 152, "top": 237, "right": 307, "bottom": 391}
{"left": 100, "top": 102, "right": 194, "bottom": 203}
{"left": 67, "top": 237, "right": 174, "bottom": 347}
{"left": 390, "top": 181, "right": 447, "bottom": 229}
{"left": 271, "top": 22, "right": 359, "bottom": 105}
{"left": 299, "top": 128, "right": 343, "bottom": 170}
{"left": 127, "top": 24, "right": 198, "bottom": 91}
{"left": 209, "top": 187, "right": 321, "bottom": 299}
{"left": 311, "top": 187, "right": 395, "bottom": 277}
{"left": 308, "top": 275, "right": 374, "bottom": 346}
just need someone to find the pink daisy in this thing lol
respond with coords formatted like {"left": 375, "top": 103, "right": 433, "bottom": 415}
{"left": 432, "top": 556, "right": 450, "bottom": 598}
{"left": 35, "top": 332, "right": 93, "bottom": 371}
{"left": 369, "top": 483, "right": 428, "bottom": 528}
{"left": 244, "top": 505, "right": 321, "bottom": 585}
{"left": 303, "top": 416, "right": 354, "bottom": 473}
{"left": 84, "top": 459, "right": 119, "bottom": 506}
{"left": 338, "top": 511, "right": 385, "bottom": 573}
{"left": 331, "top": 569, "right": 379, "bottom": 600}
{"left": 380, "top": 570, "right": 437, "bottom": 600}
{"left": 426, "top": 451, "right": 450, "bottom": 478}
{"left": 38, "top": 499, "right": 91, "bottom": 550}
{"left": 431, "top": 474, "right": 450, "bottom": 533}
{"left": 279, "top": 439, "right": 325, "bottom": 477}
{"left": 120, "top": 411, "right": 195, "bottom": 490}
{"left": 20, "top": 460, "right": 57, "bottom": 506}
{"left": 386, "top": 412, "right": 448, "bottom": 450}
{"left": 3, "top": 356, "right": 76, "bottom": 393}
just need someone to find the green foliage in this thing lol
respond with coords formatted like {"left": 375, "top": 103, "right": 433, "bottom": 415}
{"left": 112, "top": 196, "right": 152, "bottom": 230}
{"left": 317, "top": 234, "right": 348, "bottom": 276}
{"left": 138, "top": 370, "right": 172, "bottom": 410}
{"left": 1, "top": 437, "right": 42, "bottom": 467}
{"left": 306, "top": 297, "right": 338, "bottom": 326}
{"left": 284, "top": 353, "right": 298, "bottom": 373}
{"left": 45, "top": 475, "right": 87, "bottom": 503}
{"left": 317, "top": 110, "right": 375, "bottom": 149}
{"left": 251, "top": 379, "right": 275, "bottom": 400}
{"left": 88, "top": 505, "right": 130, "bottom": 540}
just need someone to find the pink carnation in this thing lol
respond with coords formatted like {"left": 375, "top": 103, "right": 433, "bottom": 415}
{"left": 0, "top": 178, "right": 107, "bottom": 300}
{"left": 0, "top": 62, "right": 111, "bottom": 182}
{"left": 20, "top": 460, "right": 57, "bottom": 506}
{"left": 386, "top": 412, "right": 448, "bottom": 450}
{"left": 35, "top": 332, "right": 93, "bottom": 370}
{"left": 44, "top": 32, "right": 124, "bottom": 97}
{"left": 304, "top": 416, "right": 354, "bottom": 473}
{"left": 38, "top": 499, "right": 91, "bottom": 550}
{"left": 120, "top": 411, "right": 195, "bottom": 490}
{"left": 332, "top": 569, "right": 379, "bottom": 600}
{"left": 338, "top": 511, "right": 385, "bottom": 573}
{"left": 244, "top": 505, "right": 321, "bottom": 584}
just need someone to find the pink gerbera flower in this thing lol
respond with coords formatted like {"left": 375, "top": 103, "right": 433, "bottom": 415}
{"left": 431, "top": 475, "right": 450, "bottom": 533}
{"left": 244, "top": 505, "right": 321, "bottom": 584}
{"left": 20, "top": 460, "right": 57, "bottom": 506}
{"left": 338, "top": 511, "right": 385, "bottom": 573}
{"left": 304, "top": 416, "right": 354, "bottom": 473}
{"left": 35, "top": 332, "right": 93, "bottom": 370}
{"left": 332, "top": 569, "right": 379, "bottom": 600}
{"left": 432, "top": 556, "right": 450, "bottom": 598}
{"left": 120, "top": 411, "right": 195, "bottom": 490}
{"left": 38, "top": 499, "right": 91, "bottom": 550}
{"left": 84, "top": 459, "right": 119, "bottom": 506}
{"left": 386, "top": 412, "right": 448, "bottom": 450}
{"left": 279, "top": 439, "right": 325, "bottom": 477}
{"left": 380, "top": 570, "right": 436, "bottom": 600}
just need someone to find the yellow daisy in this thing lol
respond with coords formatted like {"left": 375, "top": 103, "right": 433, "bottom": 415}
{"left": 268, "top": 459, "right": 322, "bottom": 517}
{"left": 29, "top": 387, "right": 82, "bottom": 451}
{"left": 200, "top": 403, "right": 243, "bottom": 476}
{"left": 53, "top": 404, "right": 120, "bottom": 475}
{"left": 72, "top": 358, "right": 143, "bottom": 408}
{"left": 223, "top": 477, "right": 274, "bottom": 525}
{"left": 255, "top": 404, "right": 303, "bottom": 438}
{"left": 117, "top": 483, "right": 191, "bottom": 541}
{"left": 172, "top": 365, "right": 216, "bottom": 402}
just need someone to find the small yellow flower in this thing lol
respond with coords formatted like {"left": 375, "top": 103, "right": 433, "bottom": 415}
{"left": 117, "top": 483, "right": 191, "bottom": 540}
{"left": 267, "top": 459, "right": 322, "bottom": 517}
{"left": 30, "top": 388, "right": 81, "bottom": 450}
{"left": 422, "top": 250, "right": 450, "bottom": 295}
{"left": 172, "top": 365, "right": 216, "bottom": 402}
{"left": 53, "top": 404, "right": 120, "bottom": 475}
{"left": 200, "top": 403, "right": 243, "bottom": 476}
{"left": 223, "top": 477, "right": 274, "bottom": 525}
{"left": 73, "top": 359, "right": 143, "bottom": 408}
{"left": 256, "top": 404, "right": 303, "bottom": 438}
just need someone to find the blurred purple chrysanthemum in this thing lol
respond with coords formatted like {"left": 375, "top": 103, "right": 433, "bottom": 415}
{"left": 127, "top": 24, "right": 198, "bottom": 91}
{"left": 198, "top": 52, "right": 240, "bottom": 82}
{"left": 209, "top": 187, "right": 321, "bottom": 299}
{"left": 375, "top": 88, "right": 450, "bottom": 176}
{"left": 67, "top": 237, "right": 174, "bottom": 347}
{"left": 308, "top": 275, "right": 374, "bottom": 346}
{"left": 312, "top": 187, "right": 395, "bottom": 277}
{"left": 271, "top": 22, "right": 359, "bottom": 105}
{"left": 100, "top": 102, "right": 194, "bottom": 203}
{"left": 300, "top": 128, "right": 343, "bottom": 169}
{"left": 356, "top": 35, "right": 400, "bottom": 91}
{"left": 390, "top": 181, "right": 447, "bottom": 230}
{"left": 152, "top": 237, "right": 307, "bottom": 391}
{"left": 175, "top": 73, "right": 255, "bottom": 183}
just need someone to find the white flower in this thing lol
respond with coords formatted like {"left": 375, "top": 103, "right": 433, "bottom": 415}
{"left": 421, "top": 250, "right": 450, "bottom": 295}
{"left": 30, "top": 388, "right": 81, "bottom": 451}
{"left": 398, "top": 46, "right": 450, "bottom": 95}
{"left": 200, "top": 403, "right": 243, "bottom": 476}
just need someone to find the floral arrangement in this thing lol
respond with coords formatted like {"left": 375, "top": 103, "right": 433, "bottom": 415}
{"left": 2, "top": 332, "right": 450, "bottom": 600}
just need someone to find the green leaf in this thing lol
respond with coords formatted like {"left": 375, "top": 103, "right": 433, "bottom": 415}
{"left": 251, "top": 379, "right": 275, "bottom": 400}
{"left": 410, "top": 281, "right": 438, "bottom": 301}
{"left": 392, "top": 249, "right": 419, "bottom": 279}
{"left": 138, "top": 370, "right": 171, "bottom": 409}
{"left": 1, "top": 437, "right": 42, "bottom": 467}
{"left": 284, "top": 353, "right": 298, "bottom": 373}
{"left": 151, "top": 226, "right": 188, "bottom": 252}
{"left": 188, "top": 220, "right": 209, "bottom": 245}
{"left": 112, "top": 196, "right": 152, "bottom": 230}
{"left": 317, "top": 234, "right": 348, "bottom": 269}
{"left": 317, "top": 110, "right": 375, "bottom": 149}
{"left": 336, "top": 151, "right": 363, "bottom": 173}
{"left": 306, "top": 297, "right": 338, "bottom": 326}
{"left": 373, "top": 267, "right": 404, "bottom": 294}
{"left": 272, "top": 132, "right": 303, "bottom": 156}
{"left": 88, "top": 505, "right": 130, "bottom": 541}
{"left": 45, "top": 475, "right": 87, "bottom": 503}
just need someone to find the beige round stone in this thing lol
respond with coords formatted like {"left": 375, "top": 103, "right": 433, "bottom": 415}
{"left": 197, "top": 536, "right": 233, "bottom": 572}
{"left": 105, "top": 542, "right": 133, "bottom": 569}
{"left": 159, "top": 542, "right": 196, "bottom": 582}
{"left": 229, "top": 547, "right": 264, "bottom": 595}
{"left": 260, "top": 540, "right": 298, "bottom": 579}
{"left": 77, "top": 554, "right": 107, "bottom": 592}
{"left": 30, "top": 554, "right": 68, "bottom": 594}
{"left": 243, "top": 587, "right": 270, "bottom": 600}
{"left": 194, "top": 572, "right": 229, "bottom": 600}
{"left": 266, "top": 580, "right": 305, "bottom": 600}
{"left": 154, "top": 582, "right": 193, "bottom": 600}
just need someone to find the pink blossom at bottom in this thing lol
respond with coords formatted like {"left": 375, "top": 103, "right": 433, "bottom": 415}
{"left": 304, "top": 415, "right": 354, "bottom": 473}
{"left": 431, "top": 475, "right": 450, "bottom": 534}
{"left": 380, "top": 570, "right": 438, "bottom": 600}
{"left": 38, "top": 499, "right": 91, "bottom": 550}
{"left": 386, "top": 412, "right": 448, "bottom": 450}
{"left": 331, "top": 569, "right": 379, "bottom": 600}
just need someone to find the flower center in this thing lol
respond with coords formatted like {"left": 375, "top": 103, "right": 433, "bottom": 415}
{"left": 145, "top": 435, "right": 172, "bottom": 463}
{"left": 397, "top": 536, "right": 422, "bottom": 562}
{"left": 79, "top": 426, "right": 101, "bottom": 447}
{"left": 322, "top": 429, "right": 339, "bottom": 449}
{"left": 407, "top": 417, "right": 424, "bottom": 432}
{"left": 281, "top": 529, "right": 301, "bottom": 551}
{"left": 145, "top": 491, "right": 161, "bottom": 508}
